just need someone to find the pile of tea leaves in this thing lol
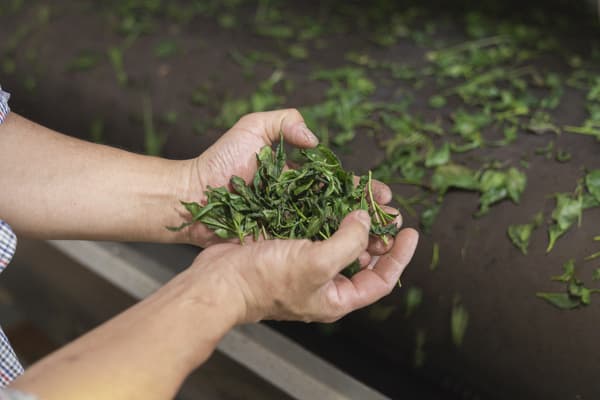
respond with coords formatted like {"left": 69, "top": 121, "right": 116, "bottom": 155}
{"left": 170, "top": 137, "right": 399, "bottom": 276}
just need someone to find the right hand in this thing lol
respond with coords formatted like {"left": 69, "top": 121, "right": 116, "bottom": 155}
{"left": 186, "top": 210, "right": 419, "bottom": 324}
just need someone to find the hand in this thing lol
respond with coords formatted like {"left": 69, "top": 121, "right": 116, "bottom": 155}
{"left": 187, "top": 210, "right": 419, "bottom": 323}
{"left": 180, "top": 109, "right": 398, "bottom": 251}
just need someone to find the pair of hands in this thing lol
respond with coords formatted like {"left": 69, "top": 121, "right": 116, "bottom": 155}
{"left": 180, "top": 109, "right": 419, "bottom": 324}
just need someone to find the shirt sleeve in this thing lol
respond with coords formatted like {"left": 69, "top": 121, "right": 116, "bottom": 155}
{"left": 0, "top": 85, "right": 10, "bottom": 125}
{"left": 0, "top": 221, "right": 17, "bottom": 273}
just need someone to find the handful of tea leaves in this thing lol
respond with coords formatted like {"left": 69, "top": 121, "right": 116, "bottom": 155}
{"left": 170, "top": 137, "right": 400, "bottom": 276}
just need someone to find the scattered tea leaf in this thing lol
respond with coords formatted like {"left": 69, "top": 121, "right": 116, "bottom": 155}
{"left": 507, "top": 211, "right": 543, "bottom": 255}
{"left": 414, "top": 329, "right": 426, "bottom": 368}
{"left": 68, "top": 51, "right": 100, "bottom": 71}
{"left": 585, "top": 170, "right": 600, "bottom": 203}
{"left": 430, "top": 242, "right": 440, "bottom": 270}
{"left": 420, "top": 203, "right": 441, "bottom": 234}
{"left": 584, "top": 251, "right": 600, "bottom": 261}
{"left": 536, "top": 292, "right": 580, "bottom": 310}
{"left": 551, "top": 259, "right": 575, "bottom": 282}
{"left": 431, "top": 164, "right": 479, "bottom": 194}
{"left": 367, "top": 304, "right": 396, "bottom": 322}
{"left": 428, "top": 95, "right": 446, "bottom": 108}
{"left": 154, "top": 40, "right": 178, "bottom": 58}
{"left": 451, "top": 299, "right": 469, "bottom": 347}
{"left": 405, "top": 287, "right": 423, "bottom": 318}
{"left": 547, "top": 192, "right": 583, "bottom": 252}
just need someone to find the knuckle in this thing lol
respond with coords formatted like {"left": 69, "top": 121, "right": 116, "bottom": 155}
{"left": 284, "top": 107, "right": 301, "bottom": 118}
{"left": 239, "top": 112, "right": 260, "bottom": 124}
{"left": 358, "top": 229, "right": 369, "bottom": 249}
{"left": 383, "top": 282, "right": 395, "bottom": 296}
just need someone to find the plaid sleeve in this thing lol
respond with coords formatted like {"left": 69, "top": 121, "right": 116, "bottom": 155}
{"left": 0, "top": 222, "right": 16, "bottom": 274}
{"left": 0, "top": 86, "right": 10, "bottom": 125}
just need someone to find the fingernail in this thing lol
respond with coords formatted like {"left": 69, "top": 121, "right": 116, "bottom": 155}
{"left": 356, "top": 210, "right": 371, "bottom": 230}
{"left": 301, "top": 124, "right": 319, "bottom": 145}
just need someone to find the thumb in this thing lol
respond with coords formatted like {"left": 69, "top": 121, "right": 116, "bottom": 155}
{"left": 312, "top": 210, "right": 371, "bottom": 280}
{"left": 238, "top": 108, "right": 319, "bottom": 148}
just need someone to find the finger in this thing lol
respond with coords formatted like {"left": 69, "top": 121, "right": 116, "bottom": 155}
{"left": 358, "top": 251, "right": 371, "bottom": 268}
{"left": 239, "top": 108, "right": 319, "bottom": 149}
{"left": 353, "top": 176, "right": 392, "bottom": 204}
{"left": 329, "top": 228, "right": 419, "bottom": 313}
{"left": 371, "top": 179, "right": 392, "bottom": 204}
{"left": 367, "top": 255, "right": 380, "bottom": 270}
{"left": 310, "top": 210, "right": 371, "bottom": 280}
{"left": 367, "top": 206, "right": 403, "bottom": 255}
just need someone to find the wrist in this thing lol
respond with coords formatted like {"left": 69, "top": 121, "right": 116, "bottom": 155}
{"left": 147, "top": 267, "right": 242, "bottom": 373}
{"left": 173, "top": 157, "right": 214, "bottom": 246}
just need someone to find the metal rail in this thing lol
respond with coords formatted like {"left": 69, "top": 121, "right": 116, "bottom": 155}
{"left": 48, "top": 240, "right": 389, "bottom": 400}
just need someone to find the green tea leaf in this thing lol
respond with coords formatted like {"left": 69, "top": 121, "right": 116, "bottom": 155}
{"left": 430, "top": 242, "right": 440, "bottom": 270}
{"left": 536, "top": 292, "right": 580, "bottom": 310}
{"left": 526, "top": 111, "right": 560, "bottom": 134}
{"left": 414, "top": 329, "right": 426, "bottom": 368}
{"left": 405, "top": 287, "right": 423, "bottom": 318}
{"left": 367, "top": 304, "right": 396, "bottom": 322}
{"left": 431, "top": 164, "right": 479, "bottom": 194}
{"left": 547, "top": 192, "right": 583, "bottom": 252}
{"left": 507, "top": 211, "right": 543, "bottom": 255}
{"left": 425, "top": 142, "right": 450, "bottom": 168}
{"left": 551, "top": 259, "right": 575, "bottom": 282}
{"left": 420, "top": 203, "right": 441, "bottom": 234}
{"left": 451, "top": 300, "right": 469, "bottom": 347}
{"left": 428, "top": 95, "right": 446, "bottom": 108}
{"left": 585, "top": 170, "right": 600, "bottom": 203}
{"left": 154, "top": 40, "right": 178, "bottom": 58}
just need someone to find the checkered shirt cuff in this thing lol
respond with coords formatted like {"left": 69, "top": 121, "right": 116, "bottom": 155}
{"left": 0, "top": 86, "right": 10, "bottom": 125}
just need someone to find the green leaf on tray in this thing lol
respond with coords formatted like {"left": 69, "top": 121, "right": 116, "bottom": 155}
{"left": 414, "top": 329, "right": 426, "bottom": 368}
{"left": 428, "top": 95, "right": 446, "bottom": 108}
{"left": 420, "top": 203, "right": 441, "bottom": 234}
{"left": 507, "top": 211, "right": 543, "bottom": 255}
{"left": 551, "top": 259, "right": 575, "bottom": 282}
{"left": 477, "top": 167, "right": 526, "bottom": 216}
{"left": 425, "top": 142, "right": 451, "bottom": 168}
{"left": 68, "top": 51, "right": 100, "bottom": 71}
{"left": 526, "top": 111, "right": 560, "bottom": 135}
{"left": 536, "top": 292, "right": 581, "bottom": 310}
{"left": 405, "top": 287, "right": 423, "bottom": 318}
{"left": 367, "top": 304, "right": 397, "bottom": 322}
{"left": 154, "top": 40, "right": 178, "bottom": 58}
{"left": 430, "top": 242, "right": 440, "bottom": 270}
{"left": 451, "top": 299, "right": 469, "bottom": 347}
{"left": 547, "top": 192, "right": 583, "bottom": 252}
{"left": 538, "top": 259, "right": 600, "bottom": 309}
{"left": 585, "top": 170, "right": 600, "bottom": 203}
{"left": 431, "top": 164, "right": 479, "bottom": 194}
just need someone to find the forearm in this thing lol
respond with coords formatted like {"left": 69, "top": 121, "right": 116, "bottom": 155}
{"left": 10, "top": 268, "right": 238, "bottom": 400}
{"left": 0, "top": 113, "right": 194, "bottom": 243}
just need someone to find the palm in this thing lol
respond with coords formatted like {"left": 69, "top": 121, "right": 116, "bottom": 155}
{"left": 196, "top": 124, "right": 276, "bottom": 191}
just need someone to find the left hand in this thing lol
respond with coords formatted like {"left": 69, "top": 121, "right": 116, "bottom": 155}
{"left": 179, "top": 109, "right": 399, "bottom": 255}
{"left": 184, "top": 210, "right": 419, "bottom": 324}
